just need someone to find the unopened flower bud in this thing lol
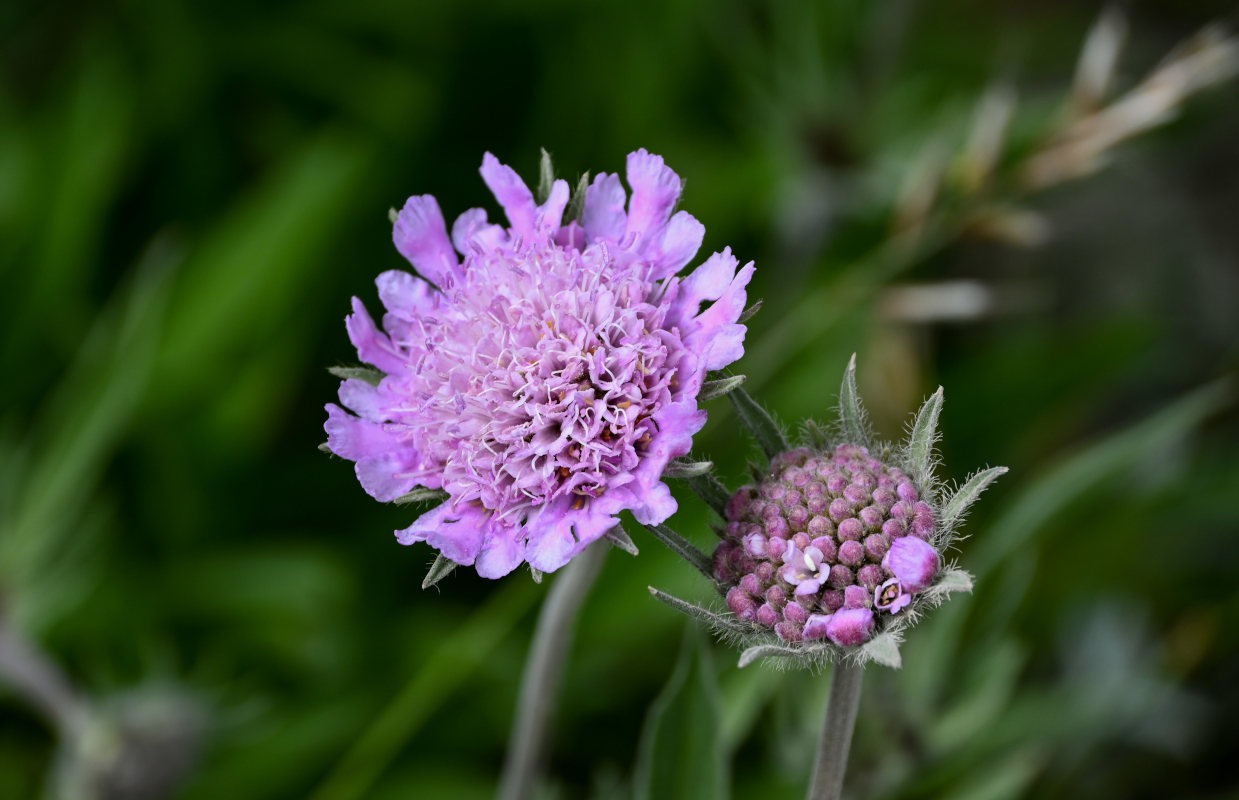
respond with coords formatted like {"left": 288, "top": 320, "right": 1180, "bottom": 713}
{"left": 883, "top": 536, "right": 939, "bottom": 592}
{"left": 825, "top": 608, "right": 875, "bottom": 646}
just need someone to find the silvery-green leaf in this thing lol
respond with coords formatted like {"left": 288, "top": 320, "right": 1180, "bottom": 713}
{"left": 737, "top": 644, "right": 803, "bottom": 668}
{"left": 328, "top": 365, "right": 384, "bottom": 386}
{"left": 942, "top": 466, "right": 1009, "bottom": 529}
{"left": 663, "top": 459, "right": 714, "bottom": 479}
{"left": 803, "top": 420, "right": 831, "bottom": 450}
{"left": 683, "top": 472, "right": 731, "bottom": 519}
{"left": 728, "top": 387, "right": 789, "bottom": 463}
{"left": 529, "top": 566, "right": 543, "bottom": 584}
{"left": 565, "top": 171, "right": 590, "bottom": 223}
{"left": 861, "top": 632, "right": 902, "bottom": 669}
{"left": 739, "top": 299, "right": 763, "bottom": 323}
{"left": 604, "top": 526, "right": 639, "bottom": 556}
{"left": 838, "top": 353, "right": 869, "bottom": 445}
{"left": 906, "top": 386, "right": 944, "bottom": 485}
{"left": 536, "top": 147, "right": 554, "bottom": 204}
{"left": 648, "top": 587, "right": 750, "bottom": 634}
{"left": 421, "top": 554, "right": 457, "bottom": 590}
{"left": 393, "top": 487, "right": 450, "bottom": 505}
{"left": 641, "top": 523, "right": 714, "bottom": 580}
{"left": 699, "top": 374, "right": 746, "bottom": 402}
{"left": 388, "top": 207, "right": 399, "bottom": 224}
{"left": 317, "top": 442, "right": 332, "bottom": 454}
{"left": 930, "top": 568, "right": 974, "bottom": 596}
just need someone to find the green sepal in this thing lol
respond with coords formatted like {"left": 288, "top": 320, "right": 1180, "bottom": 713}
{"left": 640, "top": 523, "right": 714, "bottom": 581}
{"left": 906, "top": 386, "right": 944, "bottom": 485}
{"left": 328, "top": 365, "right": 384, "bottom": 386}
{"left": 699, "top": 374, "right": 746, "bottom": 402}
{"left": 421, "top": 554, "right": 458, "bottom": 590}
{"left": 393, "top": 487, "right": 450, "bottom": 505}
{"left": 728, "top": 387, "right": 790, "bottom": 464}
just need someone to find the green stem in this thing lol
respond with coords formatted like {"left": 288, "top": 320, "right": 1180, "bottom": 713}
{"left": 0, "top": 613, "right": 90, "bottom": 738}
{"left": 497, "top": 542, "right": 608, "bottom": 800}
{"left": 806, "top": 662, "right": 864, "bottom": 800}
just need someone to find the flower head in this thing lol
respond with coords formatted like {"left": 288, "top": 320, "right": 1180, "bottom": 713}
{"left": 325, "top": 151, "right": 754, "bottom": 578}
{"left": 650, "top": 358, "right": 1006, "bottom": 671}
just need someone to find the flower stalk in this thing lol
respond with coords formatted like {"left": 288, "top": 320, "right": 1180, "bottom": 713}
{"left": 806, "top": 662, "right": 864, "bottom": 800}
{"left": 498, "top": 541, "right": 608, "bottom": 800}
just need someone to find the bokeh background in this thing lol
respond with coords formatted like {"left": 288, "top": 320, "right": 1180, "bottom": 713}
{"left": 3, "top": 1, "right": 1238, "bottom": 798}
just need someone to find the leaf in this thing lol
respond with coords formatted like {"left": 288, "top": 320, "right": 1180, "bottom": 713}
{"left": 699, "top": 374, "right": 746, "bottom": 402}
{"left": 860, "top": 632, "right": 902, "bottom": 669}
{"left": 941, "top": 466, "right": 1009, "bottom": 530}
{"left": 737, "top": 644, "right": 802, "bottom": 668}
{"left": 604, "top": 526, "right": 640, "bottom": 556}
{"left": 647, "top": 587, "right": 750, "bottom": 635}
{"left": 803, "top": 419, "right": 831, "bottom": 450}
{"left": 565, "top": 171, "right": 590, "bottom": 223}
{"left": 536, "top": 147, "right": 554, "bottom": 204}
{"left": 387, "top": 207, "right": 399, "bottom": 224}
{"left": 392, "top": 488, "right": 449, "bottom": 505}
{"left": 420, "top": 554, "right": 457, "bottom": 590}
{"left": 662, "top": 459, "right": 714, "bottom": 479}
{"left": 906, "top": 386, "right": 944, "bottom": 485}
{"left": 727, "top": 387, "right": 789, "bottom": 463}
{"left": 928, "top": 568, "right": 974, "bottom": 598}
{"left": 633, "top": 627, "right": 729, "bottom": 800}
{"left": 529, "top": 566, "right": 543, "bottom": 584}
{"left": 683, "top": 472, "right": 731, "bottom": 519}
{"left": 328, "top": 366, "right": 383, "bottom": 386}
{"left": 640, "top": 523, "right": 714, "bottom": 580}
{"left": 838, "top": 353, "right": 869, "bottom": 445}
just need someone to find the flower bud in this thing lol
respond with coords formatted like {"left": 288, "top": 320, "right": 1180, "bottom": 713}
{"left": 825, "top": 608, "right": 875, "bottom": 646}
{"left": 883, "top": 536, "right": 939, "bottom": 592}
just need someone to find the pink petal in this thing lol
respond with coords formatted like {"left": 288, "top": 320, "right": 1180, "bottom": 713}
{"left": 324, "top": 404, "right": 396, "bottom": 461}
{"left": 377, "top": 270, "right": 437, "bottom": 320}
{"left": 688, "top": 262, "right": 755, "bottom": 371}
{"left": 475, "top": 522, "right": 526, "bottom": 578}
{"left": 393, "top": 195, "right": 458, "bottom": 289}
{"left": 480, "top": 152, "right": 537, "bottom": 237}
{"left": 625, "top": 149, "right": 682, "bottom": 244}
{"left": 356, "top": 451, "right": 421, "bottom": 502}
{"left": 581, "top": 173, "right": 627, "bottom": 243}
{"left": 345, "top": 297, "right": 405, "bottom": 374}
{"left": 537, "top": 179, "right": 570, "bottom": 233}
{"left": 641, "top": 210, "right": 704, "bottom": 280}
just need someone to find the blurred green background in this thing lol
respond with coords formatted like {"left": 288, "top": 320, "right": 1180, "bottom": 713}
{"left": 2, "top": 1, "right": 1238, "bottom": 798}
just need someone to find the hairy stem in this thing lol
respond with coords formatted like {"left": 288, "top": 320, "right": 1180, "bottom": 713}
{"left": 0, "top": 613, "right": 89, "bottom": 738}
{"left": 497, "top": 542, "right": 607, "bottom": 800}
{"left": 806, "top": 662, "right": 864, "bottom": 800}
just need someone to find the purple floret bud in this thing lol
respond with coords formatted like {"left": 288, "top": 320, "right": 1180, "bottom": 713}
{"left": 825, "top": 608, "right": 875, "bottom": 646}
{"left": 837, "top": 517, "right": 863, "bottom": 542}
{"left": 739, "top": 573, "right": 762, "bottom": 598}
{"left": 828, "top": 564, "right": 854, "bottom": 589}
{"left": 727, "top": 586, "right": 757, "bottom": 620}
{"left": 775, "top": 621, "right": 803, "bottom": 642}
{"left": 857, "top": 564, "right": 884, "bottom": 590}
{"left": 839, "top": 540, "right": 864, "bottom": 567}
{"left": 765, "top": 585, "right": 787, "bottom": 610}
{"left": 803, "top": 614, "right": 831, "bottom": 641}
{"left": 844, "top": 584, "right": 870, "bottom": 609}
{"left": 883, "top": 536, "right": 939, "bottom": 593}
{"left": 756, "top": 603, "right": 780, "bottom": 628}
{"left": 821, "top": 589, "right": 845, "bottom": 612}
{"left": 783, "top": 601, "right": 809, "bottom": 625}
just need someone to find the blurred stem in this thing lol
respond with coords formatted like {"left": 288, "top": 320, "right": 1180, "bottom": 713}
{"left": 806, "top": 663, "right": 864, "bottom": 800}
{"left": 498, "top": 542, "right": 608, "bottom": 800}
{"left": 0, "top": 611, "right": 89, "bottom": 738}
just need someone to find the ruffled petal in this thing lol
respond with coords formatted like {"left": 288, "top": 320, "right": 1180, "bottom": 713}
{"left": 628, "top": 479, "right": 677, "bottom": 526}
{"left": 688, "top": 262, "right": 755, "bottom": 371}
{"left": 338, "top": 378, "right": 386, "bottom": 420}
{"left": 625, "top": 149, "right": 682, "bottom": 244}
{"left": 475, "top": 522, "right": 527, "bottom": 578}
{"left": 524, "top": 500, "right": 616, "bottom": 573}
{"left": 670, "top": 248, "right": 739, "bottom": 329}
{"left": 324, "top": 404, "right": 395, "bottom": 461}
{"left": 345, "top": 297, "right": 405, "bottom": 374}
{"left": 377, "top": 270, "right": 437, "bottom": 321}
{"left": 641, "top": 210, "right": 704, "bottom": 280}
{"left": 581, "top": 173, "right": 627, "bottom": 243}
{"left": 393, "top": 196, "right": 458, "bottom": 289}
{"left": 395, "top": 502, "right": 489, "bottom": 566}
{"left": 537, "top": 179, "right": 570, "bottom": 234}
{"left": 356, "top": 451, "right": 421, "bottom": 502}
{"left": 480, "top": 153, "right": 537, "bottom": 237}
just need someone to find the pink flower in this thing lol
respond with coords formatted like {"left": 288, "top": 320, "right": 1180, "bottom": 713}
{"left": 325, "top": 151, "right": 754, "bottom": 578}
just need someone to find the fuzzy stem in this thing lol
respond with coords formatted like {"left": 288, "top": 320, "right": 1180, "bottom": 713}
{"left": 806, "top": 662, "right": 864, "bottom": 800}
{"left": 497, "top": 542, "right": 607, "bottom": 800}
{"left": 0, "top": 612, "right": 90, "bottom": 738}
